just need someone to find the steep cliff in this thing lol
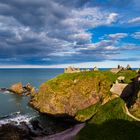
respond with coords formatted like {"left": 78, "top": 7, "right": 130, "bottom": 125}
{"left": 30, "top": 70, "right": 137, "bottom": 121}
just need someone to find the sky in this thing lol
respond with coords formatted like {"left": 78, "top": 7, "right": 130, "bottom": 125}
{"left": 0, "top": 0, "right": 140, "bottom": 68}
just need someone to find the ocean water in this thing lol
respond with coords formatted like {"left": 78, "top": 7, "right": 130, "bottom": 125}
{"left": 0, "top": 68, "right": 63, "bottom": 122}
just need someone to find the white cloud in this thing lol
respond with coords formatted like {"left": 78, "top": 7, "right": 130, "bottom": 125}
{"left": 108, "top": 33, "right": 128, "bottom": 39}
{"left": 107, "top": 13, "right": 118, "bottom": 24}
{"left": 128, "top": 17, "right": 140, "bottom": 23}
{"left": 49, "top": 51, "right": 80, "bottom": 57}
{"left": 63, "top": 8, "right": 118, "bottom": 30}
{"left": 131, "top": 32, "right": 140, "bottom": 39}
{"left": 105, "top": 46, "right": 117, "bottom": 50}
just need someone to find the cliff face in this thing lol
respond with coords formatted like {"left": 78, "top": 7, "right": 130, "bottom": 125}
{"left": 129, "top": 76, "right": 140, "bottom": 118}
{"left": 30, "top": 70, "right": 138, "bottom": 121}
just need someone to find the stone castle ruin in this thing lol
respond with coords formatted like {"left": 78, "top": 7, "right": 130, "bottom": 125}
{"left": 110, "top": 64, "right": 132, "bottom": 74}
{"left": 64, "top": 66, "right": 80, "bottom": 73}
{"left": 64, "top": 66, "right": 99, "bottom": 73}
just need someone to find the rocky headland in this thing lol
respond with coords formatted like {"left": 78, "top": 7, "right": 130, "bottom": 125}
{"left": 29, "top": 68, "right": 140, "bottom": 140}
{"left": 30, "top": 69, "right": 139, "bottom": 120}
{"left": 1, "top": 67, "right": 140, "bottom": 140}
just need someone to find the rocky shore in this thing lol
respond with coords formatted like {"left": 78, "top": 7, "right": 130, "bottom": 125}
{"left": 0, "top": 113, "right": 80, "bottom": 140}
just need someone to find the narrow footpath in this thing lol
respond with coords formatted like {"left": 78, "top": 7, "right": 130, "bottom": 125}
{"left": 124, "top": 104, "right": 140, "bottom": 121}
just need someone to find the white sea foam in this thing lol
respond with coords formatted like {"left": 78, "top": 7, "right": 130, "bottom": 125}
{"left": 0, "top": 90, "right": 10, "bottom": 94}
{"left": 3, "top": 91, "right": 10, "bottom": 94}
{"left": 0, "top": 112, "right": 35, "bottom": 126}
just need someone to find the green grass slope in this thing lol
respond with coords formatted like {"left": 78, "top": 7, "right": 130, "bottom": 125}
{"left": 75, "top": 102, "right": 101, "bottom": 122}
{"left": 76, "top": 98, "right": 140, "bottom": 140}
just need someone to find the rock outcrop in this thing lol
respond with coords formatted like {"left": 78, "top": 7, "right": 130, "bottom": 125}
{"left": 9, "top": 82, "right": 24, "bottom": 94}
{"left": 9, "top": 82, "right": 35, "bottom": 96}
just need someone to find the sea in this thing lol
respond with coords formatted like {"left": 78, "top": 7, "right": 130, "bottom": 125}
{"left": 0, "top": 68, "right": 63, "bottom": 127}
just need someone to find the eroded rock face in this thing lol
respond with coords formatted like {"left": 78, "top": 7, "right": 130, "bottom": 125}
{"left": 30, "top": 83, "right": 101, "bottom": 116}
{"left": 129, "top": 75, "right": 140, "bottom": 118}
{"left": 30, "top": 74, "right": 115, "bottom": 118}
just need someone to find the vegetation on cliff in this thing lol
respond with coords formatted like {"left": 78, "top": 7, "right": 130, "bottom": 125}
{"left": 76, "top": 98, "right": 140, "bottom": 140}
{"left": 28, "top": 70, "right": 140, "bottom": 139}
{"left": 30, "top": 70, "right": 138, "bottom": 121}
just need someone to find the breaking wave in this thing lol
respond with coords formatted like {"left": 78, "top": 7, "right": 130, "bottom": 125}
{"left": 0, "top": 112, "right": 35, "bottom": 126}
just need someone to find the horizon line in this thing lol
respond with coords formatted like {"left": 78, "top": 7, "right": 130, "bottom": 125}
{"left": 0, "top": 62, "right": 139, "bottom": 69}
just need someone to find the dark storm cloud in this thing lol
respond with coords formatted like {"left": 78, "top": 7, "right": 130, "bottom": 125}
{"left": 0, "top": 0, "right": 69, "bottom": 28}
{"left": 0, "top": 0, "right": 139, "bottom": 65}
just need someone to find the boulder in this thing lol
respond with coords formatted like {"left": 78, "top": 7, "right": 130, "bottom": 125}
{"left": 9, "top": 82, "right": 24, "bottom": 94}
{"left": 117, "top": 76, "right": 125, "bottom": 83}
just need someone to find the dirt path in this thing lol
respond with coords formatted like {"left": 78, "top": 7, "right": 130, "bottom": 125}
{"left": 34, "top": 123, "right": 85, "bottom": 140}
{"left": 124, "top": 104, "right": 140, "bottom": 121}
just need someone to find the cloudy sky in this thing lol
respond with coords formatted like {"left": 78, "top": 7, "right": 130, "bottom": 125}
{"left": 0, "top": 0, "right": 140, "bottom": 68}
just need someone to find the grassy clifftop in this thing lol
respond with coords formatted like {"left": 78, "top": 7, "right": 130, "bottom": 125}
{"left": 30, "top": 70, "right": 138, "bottom": 121}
